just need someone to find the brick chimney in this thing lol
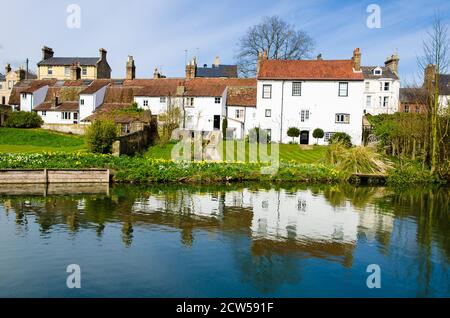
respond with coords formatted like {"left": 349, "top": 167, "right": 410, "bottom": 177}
{"left": 17, "top": 66, "right": 26, "bottom": 80}
{"left": 185, "top": 57, "right": 197, "bottom": 79}
{"left": 257, "top": 50, "right": 268, "bottom": 76}
{"left": 70, "top": 63, "right": 81, "bottom": 80}
{"left": 99, "top": 48, "right": 107, "bottom": 61}
{"left": 424, "top": 64, "right": 436, "bottom": 91}
{"left": 352, "top": 48, "right": 361, "bottom": 71}
{"left": 52, "top": 95, "right": 59, "bottom": 108}
{"left": 213, "top": 56, "right": 220, "bottom": 67}
{"left": 126, "top": 55, "right": 135, "bottom": 80}
{"left": 385, "top": 53, "right": 399, "bottom": 75}
{"left": 42, "top": 46, "right": 54, "bottom": 61}
{"left": 5, "top": 63, "right": 11, "bottom": 74}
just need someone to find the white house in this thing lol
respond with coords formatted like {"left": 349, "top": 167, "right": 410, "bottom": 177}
{"left": 18, "top": 82, "right": 50, "bottom": 112}
{"left": 78, "top": 80, "right": 109, "bottom": 121}
{"left": 226, "top": 86, "right": 257, "bottom": 139}
{"left": 255, "top": 49, "right": 365, "bottom": 145}
{"left": 361, "top": 53, "right": 400, "bottom": 115}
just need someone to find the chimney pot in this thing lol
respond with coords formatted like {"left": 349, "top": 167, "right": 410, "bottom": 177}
{"left": 352, "top": 48, "right": 361, "bottom": 71}
{"left": 42, "top": 46, "right": 54, "bottom": 61}
{"left": 5, "top": 63, "right": 11, "bottom": 74}
{"left": 214, "top": 56, "right": 220, "bottom": 67}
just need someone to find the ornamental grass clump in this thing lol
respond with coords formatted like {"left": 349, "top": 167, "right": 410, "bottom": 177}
{"left": 323, "top": 142, "right": 392, "bottom": 175}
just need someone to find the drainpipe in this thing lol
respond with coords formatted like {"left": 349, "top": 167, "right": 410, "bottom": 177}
{"left": 280, "top": 81, "right": 285, "bottom": 143}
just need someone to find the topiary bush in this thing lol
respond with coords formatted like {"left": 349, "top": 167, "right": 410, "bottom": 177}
{"left": 85, "top": 120, "right": 118, "bottom": 154}
{"left": 287, "top": 127, "right": 300, "bottom": 143}
{"left": 312, "top": 128, "right": 324, "bottom": 144}
{"left": 329, "top": 132, "right": 352, "bottom": 147}
{"left": 3, "top": 111, "right": 43, "bottom": 128}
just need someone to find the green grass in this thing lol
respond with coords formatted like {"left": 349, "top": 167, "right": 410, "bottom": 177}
{"left": 0, "top": 128, "right": 86, "bottom": 153}
{"left": 145, "top": 140, "right": 327, "bottom": 163}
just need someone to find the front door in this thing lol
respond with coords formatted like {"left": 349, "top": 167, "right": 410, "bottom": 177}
{"left": 213, "top": 115, "right": 221, "bottom": 130}
{"left": 300, "top": 130, "right": 309, "bottom": 145}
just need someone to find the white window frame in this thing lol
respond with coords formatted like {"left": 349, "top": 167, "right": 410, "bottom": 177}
{"left": 214, "top": 97, "right": 221, "bottom": 104}
{"left": 62, "top": 112, "right": 71, "bottom": 120}
{"left": 300, "top": 109, "right": 310, "bottom": 122}
{"left": 262, "top": 84, "right": 272, "bottom": 99}
{"left": 235, "top": 109, "right": 244, "bottom": 119}
{"left": 143, "top": 100, "right": 149, "bottom": 107}
{"left": 42, "top": 111, "right": 46, "bottom": 116}
{"left": 324, "top": 132, "right": 335, "bottom": 142}
{"left": 64, "top": 67, "right": 70, "bottom": 77}
{"left": 160, "top": 97, "right": 166, "bottom": 103}
{"left": 383, "top": 96, "right": 389, "bottom": 107}
{"left": 82, "top": 67, "right": 87, "bottom": 76}
{"left": 292, "top": 82, "right": 302, "bottom": 96}
{"left": 185, "top": 97, "right": 194, "bottom": 107}
{"left": 366, "top": 95, "right": 372, "bottom": 107}
{"left": 338, "top": 82, "right": 348, "bottom": 97}
{"left": 80, "top": 99, "right": 84, "bottom": 105}
{"left": 47, "top": 67, "right": 53, "bottom": 75}
{"left": 335, "top": 113, "right": 350, "bottom": 124}
{"left": 384, "top": 82, "right": 390, "bottom": 91}
{"left": 365, "top": 82, "right": 370, "bottom": 91}
{"left": 265, "top": 109, "right": 271, "bottom": 117}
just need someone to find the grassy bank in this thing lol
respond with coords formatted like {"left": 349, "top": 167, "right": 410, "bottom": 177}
{"left": 0, "top": 128, "right": 86, "bottom": 153}
{"left": 0, "top": 152, "right": 340, "bottom": 184}
{"left": 145, "top": 141, "right": 327, "bottom": 163}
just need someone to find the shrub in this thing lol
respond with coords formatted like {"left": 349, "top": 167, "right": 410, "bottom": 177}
{"left": 329, "top": 132, "right": 352, "bottom": 147}
{"left": 85, "top": 120, "right": 118, "bottom": 154}
{"left": 287, "top": 127, "right": 300, "bottom": 143}
{"left": 222, "top": 117, "right": 228, "bottom": 140}
{"left": 323, "top": 142, "right": 392, "bottom": 176}
{"left": 312, "top": 128, "right": 324, "bottom": 144}
{"left": 3, "top": 111, "right": 43, "bottom": 128}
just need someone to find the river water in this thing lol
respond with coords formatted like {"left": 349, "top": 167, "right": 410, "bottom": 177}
{"left": 0, "top": 184, "right": 448, "bottom": 297}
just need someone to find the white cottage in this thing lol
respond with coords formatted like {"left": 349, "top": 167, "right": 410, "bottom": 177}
{"left": 255, "top": 49, "right": 365, "bottom": 145}
{"left": 361, "top": 53, "right": 400, "bottom": 115}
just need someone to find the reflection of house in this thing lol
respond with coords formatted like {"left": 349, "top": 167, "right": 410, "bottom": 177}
{"left": 37, "top": 46, "right": 111, "bottom": 80}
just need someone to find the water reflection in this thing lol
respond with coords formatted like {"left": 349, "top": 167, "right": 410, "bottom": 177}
{"left": 0, "top": 184, "right": 448, "bottom": 297}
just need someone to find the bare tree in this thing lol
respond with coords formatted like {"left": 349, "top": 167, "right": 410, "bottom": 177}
{"left": 417, "top": 13, "right": 450, "bottom": 173}
{"left": 235, "top": 16, "right": 314, "bottom": 77}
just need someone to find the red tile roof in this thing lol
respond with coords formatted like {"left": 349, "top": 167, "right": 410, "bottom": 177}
{"left": 183, "top": 78, "right": 256, "bottom": 97}
{"left": 226, "top": 86, "right": 256, "bottom": 107}
{"left": 79, "top": 79, "right": 111, "bottom": 94}
{"left": 257, "top": 59, "right": 364, "bottom": 81}
{"left": 34, "top": 101, "right": 79, "bottom": 111}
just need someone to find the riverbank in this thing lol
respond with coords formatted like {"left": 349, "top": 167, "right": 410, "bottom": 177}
{"left": 0, "top": 152, "right": 445, "bottom": 186}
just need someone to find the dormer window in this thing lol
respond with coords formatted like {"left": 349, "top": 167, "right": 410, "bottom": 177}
{"left": 373, "top": 67, "right": 382, "bottom": 76}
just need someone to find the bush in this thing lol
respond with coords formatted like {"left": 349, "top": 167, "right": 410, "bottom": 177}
{"left": 287, "top": 127, "right": 300, "bottom": 142}
{"left": 312, "top": 128, "right": 324, "bottom": 144}
{"left": 3, "top": 111, "right": 43, "bottom": 128}
{"left": 85, "top": 120, "right": 118, "bottom": 154}
{"left": 329, "top": 132, "right": 352, "bottom": 147}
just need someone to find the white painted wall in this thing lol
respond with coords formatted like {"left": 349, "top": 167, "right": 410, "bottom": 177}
{"left": 363, "top": 78, "right": 400, "bottom": 115}
{"left": 227, "top": 106, "right": 257, "bottom": 139}
{"left": 20, "top": 86, "right": 48, "bottom": 112}
{"left": 79, "top": 85, "right": 107, "bottom": 121}
{"left": 37, "top": 110, "right": 78, "bottom": 124}
{"left": 256, "top": 80, "right": 364, "bottom": 145}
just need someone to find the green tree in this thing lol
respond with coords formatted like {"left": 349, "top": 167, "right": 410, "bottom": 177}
{"left": 329, "top": 132, "right": 352, "bottom": 148}
{"left": 312, "top": 128, "right": 324, "bottom": 144}
{"left": 85, "top": 120, "right": 118, "bottom": 154}
{"left": 4, "top": 111, "right": 43, "bottom": 128}
{"left": 222, "top": 117, "right": 228, "bottom": 140}
{"left": 287, "top": 127, "right": 300, "bottom": 143}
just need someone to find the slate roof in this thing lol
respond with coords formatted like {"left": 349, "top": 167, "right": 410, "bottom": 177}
{"left": 399, "top": 87, "right": 428, "bottom": 104}
{"left": 37, "top": 57, "right": 100, "bottom": 66}
{"left": 196, "top": 65, "right": 238, "bottom": 78}
{"left": 361, "top": 66, "right": 399, "bottom": 80}
{"left": 258, "top": 59, "right": 364, "bottom": 80}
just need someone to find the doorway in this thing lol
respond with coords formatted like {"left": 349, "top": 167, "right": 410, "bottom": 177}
{"left": 213, "top": 115, "right": 220, "bottom": 130}
{"left": 300, "top": 130, "right": 309, "bottom": 145}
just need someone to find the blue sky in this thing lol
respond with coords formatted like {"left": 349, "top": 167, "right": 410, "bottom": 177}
{"left": 0, "top": 0, "right": 449, "bottom": 84}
